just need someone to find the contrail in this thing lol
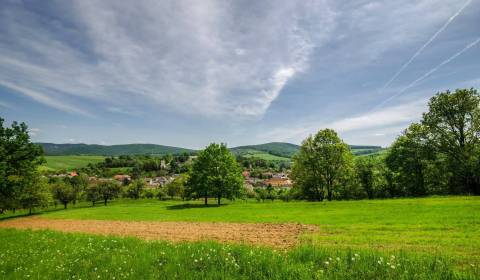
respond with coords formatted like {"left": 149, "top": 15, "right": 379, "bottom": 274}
{"left": 379, "top": 0, "right": 473, "bottom": 92}
{"left": 375, "top": 38, "right": 480, "bottom": 109}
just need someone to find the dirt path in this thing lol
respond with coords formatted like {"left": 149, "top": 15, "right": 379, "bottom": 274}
{"left": 0, "top": 217, "right": 317, "bottom": 248}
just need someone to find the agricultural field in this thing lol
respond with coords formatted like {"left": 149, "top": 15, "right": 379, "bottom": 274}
{"left": 0, "top": 197, "right": 479, "bottom": 279}
{"left": 40, "top": 155, "right": 105, "bottom": 171}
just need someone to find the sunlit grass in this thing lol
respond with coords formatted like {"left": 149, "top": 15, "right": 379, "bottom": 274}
{"left": 0, "top": 229, "right": 478, "bottom": 279}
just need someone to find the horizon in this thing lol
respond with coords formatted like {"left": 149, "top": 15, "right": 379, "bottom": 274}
{"left": 1, "top": 1, "right": 479, "bottom": 149}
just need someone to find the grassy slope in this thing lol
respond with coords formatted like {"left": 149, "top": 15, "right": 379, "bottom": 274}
{"left": 41, "top": 155, "right": 105, "bottom": 171}
{"left": 39, "top": 197, "right": 480, "bottom": 264}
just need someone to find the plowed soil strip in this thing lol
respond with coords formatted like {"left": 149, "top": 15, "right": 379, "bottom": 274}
{"left": 0, "top": 217, "right": 317, "bottom": 248}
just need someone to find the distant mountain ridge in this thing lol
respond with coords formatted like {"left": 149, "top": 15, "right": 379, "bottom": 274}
{"left": 37, "top": 143, "right": 195, "bottom": 156}
{"left": 38, "top": 142, "right": 383, "bottom": 157}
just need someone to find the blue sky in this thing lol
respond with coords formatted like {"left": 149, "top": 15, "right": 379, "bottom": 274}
{"left": 0, "top": 0, "right": 479, "bottom": 149}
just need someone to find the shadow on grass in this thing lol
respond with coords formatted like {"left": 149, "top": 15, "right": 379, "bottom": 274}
{"left": 166, "top": 203, "right": 228, "bottom": 210}
{"left": 0, "top": 201, "right": 113, "bottom": 221}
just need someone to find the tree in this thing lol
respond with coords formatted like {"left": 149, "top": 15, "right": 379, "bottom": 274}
{"left": 386, "top": 123, "right": 432, "bottom": 196}
{"left": 125, "top": 180, "right": 144, "bottom": 199}
{"left": 187, "top": 143, "right": 243, "bottom": 205}
{"left": 355, "top": 156, "right": 376, "bottom": 199}
{"left": 85, "top": 184, "right": 100, "bottom": 206}
{"left": 68, "top": 173, "right": 89, "bottom": 205}
{"left": 18, "top": 178, "right": 49, "bottom": 214}
{"left": 422, "top": 88, "right": 480, "bottom": 194}
{"left": 97, "top": 181, "right": 121, "bottom": 206}
{"left": 0, "top": 118, "right": 45, "bottom": 213}
{"left": 291, "top": 129, "right": 353, "bottom": 201}
{"left": 51, "top": 181, "right": 74, "bottom": 209}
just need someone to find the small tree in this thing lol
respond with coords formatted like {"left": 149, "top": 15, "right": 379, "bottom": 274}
{"left": 18, "top": 177, "right": 49, "bottom": 214}
{"left": 51, "top": 181, "right": 74, "bottom": 209}
{"left": 97, "top": 181, "right": 121, "bottom": 206}
{"left": 85, "top": 184, "right": 100, "bottom": 206}
{"left": 126, "top": 180, "right": 144, "bottom": 199}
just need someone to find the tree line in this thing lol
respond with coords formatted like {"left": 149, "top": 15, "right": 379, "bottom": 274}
{"left": 291, "top": 88, "right": 480, "bottom": 200}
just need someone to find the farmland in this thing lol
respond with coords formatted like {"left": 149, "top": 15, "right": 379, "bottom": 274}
{"left": 40, "top": 155, "right": 105, "bottom": 171}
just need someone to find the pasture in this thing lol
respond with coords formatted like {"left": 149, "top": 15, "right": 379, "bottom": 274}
{"left": 40, "top": 155, "right": 105, "bottom": 171}
{"left": 1, "top": 197, "right": 479, "bottom": 279}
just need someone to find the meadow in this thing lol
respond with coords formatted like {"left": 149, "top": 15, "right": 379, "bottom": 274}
{"left": 40, "top": 155, "right": 105, "bottom": 171}
{"left": 2, "top": 229, "right": 478, "bottom": 280}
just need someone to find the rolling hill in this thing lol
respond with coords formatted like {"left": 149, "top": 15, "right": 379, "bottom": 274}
{"left": 37, "top": 143, "right": 195, "bottom": 156}
{"left": 230, "top": 142, "right": 385, "bottom": 158}
{"left": 37, "top": 142, "right": 385, "bottom": 158}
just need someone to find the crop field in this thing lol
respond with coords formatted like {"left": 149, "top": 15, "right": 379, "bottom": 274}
{"left": 0, "top": 197, "right": 479, "bottom": 279}
{"left": 40, "top": 155, "right": 105, "bottom": 171}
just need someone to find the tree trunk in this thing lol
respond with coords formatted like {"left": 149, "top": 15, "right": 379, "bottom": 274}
{"left": 204, "top": 196, "right": 208, "bottom": 205}
{"left": 217, "top": 196, "right": 221, "bottom": 205}
{"left": 64, "top": 203, "right": 67, "bottom": 209}
{"left": 92, "top": 201, "right": 95, "bottom": 206}
{"left": 29, "top": 208, "right": 32, "bottom": 215}
{"left": 13, "top": 208, "right": 15, "bottom": 214}
{"left": 104, "top": 198, "right": 107, "bottom": 206}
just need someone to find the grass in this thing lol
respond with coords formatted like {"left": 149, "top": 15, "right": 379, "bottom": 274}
{"left": 40, "top": 155, "right": 105, "bottom": 171}
{"left": 238, "top": 149, "right": 291, "bottom": 161}
{"left": 0, "top": 229, "right": 477, "bottom": 279}
{"left": 1, "top": 197, "right": 479, "bottom": 278}
{"left": 31, "top": 196, "right": 480, "bottom": 265}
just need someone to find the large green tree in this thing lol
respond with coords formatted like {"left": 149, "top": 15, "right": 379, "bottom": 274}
{"left": 291, "top": 129, "right": 353, "bottom": 201}
{"left": 422, "top": 88, "right": 480, "bottom": 194}
{"left": 187, "top": 143, "right": 243, "bottom": 205}
{"left": 0, "top": 118, "right": 45, "bottom": 213}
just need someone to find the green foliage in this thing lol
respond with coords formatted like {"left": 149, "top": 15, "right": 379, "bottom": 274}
{"left": 51, "top": 181, "right": 74, "bottom": 209}
{"left": 0, "top": 118, "right": 45, "bottom": 213}
{"left": 97, "top": 181, "right": 122, "bottom": 206}
{"left": 125, "top": 180, "right": 144, "bottom": 199}
{"left": 386, "top": 88, "right": 480, "bottom": 197}
{"left": 187, "top": 143, "right": 243, "bottom": 205}
{"left": 85, "top": 183, "right": 100, "bottom": 206}
{"left": 291, "top": 129, "right": 354, "bottom": 201}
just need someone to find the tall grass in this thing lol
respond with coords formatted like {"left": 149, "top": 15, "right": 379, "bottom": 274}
{"left": 0, "top": 229, "right": 477, "bottom": 279}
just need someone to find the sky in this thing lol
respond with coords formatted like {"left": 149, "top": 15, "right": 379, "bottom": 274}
{"left": 0, "top": 0, "right": 479, "bottom": 149}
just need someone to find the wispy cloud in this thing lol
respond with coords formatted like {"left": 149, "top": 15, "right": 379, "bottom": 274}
{"left": 0, "top": 80, "right": 93, "bottom": 117}
{"left": 0, "top": 0, "right": 335, "bottom": 118}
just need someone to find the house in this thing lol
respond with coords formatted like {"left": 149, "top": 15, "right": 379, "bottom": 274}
{"left": 242, "top": 171, "right": 250, "bottom": 178}
{"left": 69, "top": 171, "right": 78, "bottom": 177}
{"left": 114, "top": 174, "right": 131, "bottom": 183}
{"left": 263, "top": 178, "right": 293, "bottom": 189}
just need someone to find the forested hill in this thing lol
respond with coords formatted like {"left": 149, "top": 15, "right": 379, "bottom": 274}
{"left": 37, "top": 142, "right": 384, "bottom": 157}
{"left": 230, "top": 142, "right": 384, "bottom": 158}
{"left": 37, "top": 143, "right": 195, "bottom": 156}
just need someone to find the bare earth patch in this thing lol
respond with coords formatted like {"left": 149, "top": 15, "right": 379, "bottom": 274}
{"left": 0, "top": 217, "right": 317, "bottom": 248}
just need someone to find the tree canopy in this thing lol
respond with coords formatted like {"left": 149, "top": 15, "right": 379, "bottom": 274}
{"left": 187, "top": 143, "right": 243, "bottom": 205}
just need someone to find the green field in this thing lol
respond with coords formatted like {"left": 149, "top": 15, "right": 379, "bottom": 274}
{"left": 236, "top": 149, "right": 291, "bottom": 161}
{"left": 40, "top": 155, "right": 105, "bottom": 171}
{"left": 35, "top": 197, "right": 480, "bottom": 264}
{"left": 1, "top": 197, "right": 479, "bottom": 279}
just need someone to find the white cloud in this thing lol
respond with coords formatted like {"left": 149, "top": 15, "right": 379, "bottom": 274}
{"left": 28, "top": 127, "right": 40, "bottom": 136}
{"left": 259, "top": 98, "right": 428, "bottom": 143}
{"left": 0, "top": 0, "right": 335, "bottom": 118}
